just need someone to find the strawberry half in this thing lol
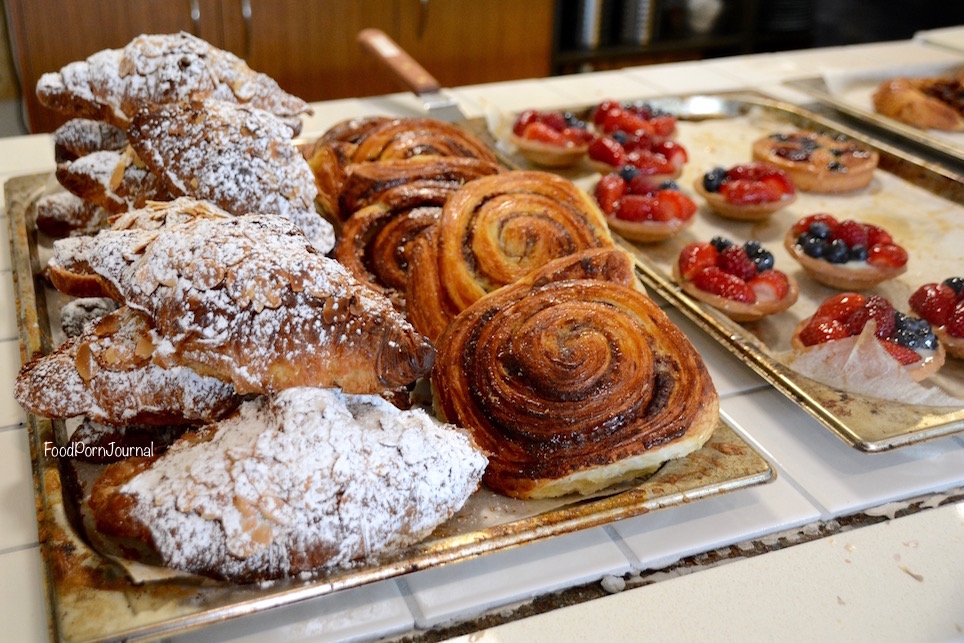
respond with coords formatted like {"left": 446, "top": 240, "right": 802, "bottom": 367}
{"left": 594, "top": 174, "right": 627, "bottom": 216}
{"left": 692, "top": 266, "right": 756, "bottom": 303}
{"left": 678, "top": 242, "right": 719, "bottom": 280}
{"left": 909, "top": 283, "right": 956, "bottom": 327}
{"left": 748, "top": 270, "right": 790, "bottom": 302}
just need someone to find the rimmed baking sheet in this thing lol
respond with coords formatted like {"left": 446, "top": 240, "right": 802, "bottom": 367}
{"left": 786, "top": 65, "right": 964, "bottom": 165}
{"left": 465, "top": 92, "right": 964, "bottom": 453}
{"left": 6, "top": 172, "right": 774, "bottom": 642}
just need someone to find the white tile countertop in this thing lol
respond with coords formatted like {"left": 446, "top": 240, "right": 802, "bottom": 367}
{"left": 2, "top": 32, "right": 964, "bottom": 642}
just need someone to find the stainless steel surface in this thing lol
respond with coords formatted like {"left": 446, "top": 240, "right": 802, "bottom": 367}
{"left": 7, "top": 173, "right": 774, "bottom": 641}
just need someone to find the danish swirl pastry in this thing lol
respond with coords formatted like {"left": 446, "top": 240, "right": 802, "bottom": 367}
{"left": 87, "top": 387, "right": 486, "bottom": 582}
{"left": 83, "top": 206, "right": 435, "bottom": 395}
{"left": 36, "top": 32, "right": 311, "bottom": 134}
{"left": 872, "top": 72, "right": 964, "bottom": 132}
{"left": 432, "top": 251, "right": 718, "bottom": 499}
{"left": 407, "top": 171, "right": 614, "bottom": 340}
{"left": 14, "top": 306, "right": 240, "bottom": 427}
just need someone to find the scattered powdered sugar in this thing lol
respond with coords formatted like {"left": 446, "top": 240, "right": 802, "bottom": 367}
{"left": 128, "top": 99, "right": 333, "bottom": 253}
{"left": 85, "top": 209, "right": 431, "bottom": 393}
{"left": 60, "top": 297, "right": 118, "bottom": 337}
{"left": 39, "top": 32, "right": 309, "bottom": 132}
{"left": 15, "top": 307, "right": 239, "bottom": 426}
{"left": 120, "top": 387, "right": 486, "bottom": 580}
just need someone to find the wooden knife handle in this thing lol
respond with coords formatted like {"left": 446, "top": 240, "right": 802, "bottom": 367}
{"left": 358, "top": 28, "right": 441, "bottom": 96}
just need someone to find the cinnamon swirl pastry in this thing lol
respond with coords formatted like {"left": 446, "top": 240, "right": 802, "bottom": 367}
{"left": 306, "top": 118, "right": 501, "bottom": 222}
{"left": 338, "top": 156, "right": 502, "bottom": 218}
{"left": 432, "top": 252, "right": 718, "bottom": 499}
{"left": 335, "top": 200, "right": 440, "bottom": 311}
{"left": 406, "top": 171, "right": 614, "bottom": 341}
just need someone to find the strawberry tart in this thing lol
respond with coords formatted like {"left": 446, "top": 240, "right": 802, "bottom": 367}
{"left": 784, "top": 213, "right": 907, "bottom": 290}
{"left": 593, "top": 170, "right": 697, "bottom": 243}
{"left": 909, "top": 277, "right": 964, "bottom": 359}
{"left": 673, "top": 236, "right": 798, "bottom": 322}
{"left": 693, "top": 162, "right": 796, "bottom": 221}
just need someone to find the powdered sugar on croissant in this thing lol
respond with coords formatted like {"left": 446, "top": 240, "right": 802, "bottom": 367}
{"left": 128, "top": 99, "right": 334, "bottom": 253}
{"left": 84, "top": 206, "right": 434, "bottom": 394}
{"left": 89, "top": 387, "right": 486, "bottom": 581}
{"left": 36, "top": 32, "right": 311, "bottom": 134}
{"left": 14, "top": 306, "right": 240, "bottom": 427}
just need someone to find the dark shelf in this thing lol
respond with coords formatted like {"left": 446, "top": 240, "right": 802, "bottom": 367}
{"left": 553, "top": 32, "right": 747, "bottom": 66}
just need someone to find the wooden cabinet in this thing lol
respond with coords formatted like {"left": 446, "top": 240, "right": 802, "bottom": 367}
{"left": 4, "top": 0, "right": 554, "bottom": 134}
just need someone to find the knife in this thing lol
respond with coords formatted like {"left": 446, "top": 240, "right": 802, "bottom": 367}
{"left": 357, "top": 28, "right": 467, "bottom": 123}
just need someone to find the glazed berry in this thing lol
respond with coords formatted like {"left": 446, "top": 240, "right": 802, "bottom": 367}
{"left": 677, "top": 242, "right": 719, "bottom": 279}
{"left": 691, "top": 266, "right": 756, "bottom": 303}
{"left": 834, "top": 220, "right": 869, "bottom": 248}
{"left": 808, "top": 221, "right": 833, "bottom": 240}
{"left": 848, "top": 244, "right": 868, "bottom": 262}
{"left": 947, "top": 302, "right": 964, "bottom": 338}
{"left": 703, "top": 167, "right": 727, "bottom": 192}
{"left": 909, "top": 283, "right": 956, "bottom": 327}
{"left": 710, "top": 236, "right": 733, "bottom": 252}
{"left": 743, "top": 241, "right": 774, "bottom": 272}
{"left": 845, "top": 295, "right": 896, "bottom": 339}
{"left": 800, "top": 235, "right": 826, "bottom": 258}
{"left": 717, "top": 245, "right": 758, "bottom": 282}
{"left": 942, "top": 277, "right": 964, "bottom": 297}
{"left": 659, "top": 179, "right": 679, "bottom": 190}
{"left": 825, "top": 238, "right": 850, "bottom": 264}
{"left": 619, "top": 165, "right": 640, "bottom": 182}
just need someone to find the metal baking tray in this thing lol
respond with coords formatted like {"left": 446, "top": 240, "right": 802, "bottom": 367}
{"left": 6, "top": 173, "right": 773, "bottom": 641}
{"left": 786, "top": 69, "right": 964, "bottom": 166}
{"left": 465, "top": 92, "right": 964, "bottom": 453}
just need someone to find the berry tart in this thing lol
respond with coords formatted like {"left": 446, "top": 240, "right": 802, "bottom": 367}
{"left": 784, "top": 213, "right": 908, "bottom": 290}
{"left": 592, "top": 99, "right": 678, "bottom": 142}
{"left": 792, "top": 292, "right": 945, "bottom": 382}
{"left": 673, "top": 236, "right": 799, "bottom": 322}
{"left": 752, "top": 130, "right": 878, "bottom": 193}
{"left": 693, "top": 162, "right": 796, "bottom": 221}
{"left": 593, "top": 169, "right": 697, "bottom": 243}
{"left": 909, "top": 277, "right": 964, "bottom": 359}
{"left": 510, "top": 109, "right": 594, "bottom": 167}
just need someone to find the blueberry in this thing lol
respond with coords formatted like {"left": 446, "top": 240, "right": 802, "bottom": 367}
{"left": 753, "top": 250, "right": 775, "bottom": 272}
{"left": 619, "top": 165, "right": 640, "bottom": 182}
{"left": 808, "top": 221, "right": 832, "bottom": 240}
{"left": 563, "top": 112, "right": 585, "bottom": 128}
{"left": 848, "top": 244, "right": 868, "bottom": 262}
{"left": 612, "top": 131, "right": 629, "bottom": 145}
{"left": 800, "top": 234, "right": 827, "bottom": 258}
{"left": 743, "top": 240, "right": 763, "bottom": 256}
{"left": 703, "top": 167, "right": 727, "bottom": 192}
{"left": 659, "top": 179, "right": 679, "bottom": 191}
{"left": 770, "top": 133, "right": 790, "bottom": 142}
{"left": 920, "top": 332, "right": 939, "bottom": 351}
{"left": 710, "top": 236, "right": 733, "bottom": 252}
{"left": 895, "top": 327, "right": 920, "bottom": 349}
{"left": 827, "top": 161, "right": 846, "bottom": 172}
{"left": 894, "top": 311, "right": 913, "bottom": 332}
{"left": 825, "top": 238, "right": 850, "bottom": 263}
{"left": 942, "top": 277, "right": 964, "bottom": 296}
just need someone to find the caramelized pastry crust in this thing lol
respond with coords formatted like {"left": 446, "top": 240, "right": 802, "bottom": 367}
{"left": 36, "top": 32, "right": 311, "bottom": 134}
{"left": 87, "top": 388, "right": 486, "bottom": 581}
{"left": 407, "top": 171, "right": 614, "bottom": 341}
{"left": 34, "top": 191, "right": 109, "bottom": 238}
{"left": 83, "top": 205, "right": 435, "bottom": 395}
{"left": 433, "top": 256, "right": 717, "bottom": 499}
{"left": 14, "top": 307, "right": 240, "bottom": 427}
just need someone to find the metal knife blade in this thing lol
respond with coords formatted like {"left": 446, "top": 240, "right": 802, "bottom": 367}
{"left": 357, "top": 28, "right": 467, "bottom": 123}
